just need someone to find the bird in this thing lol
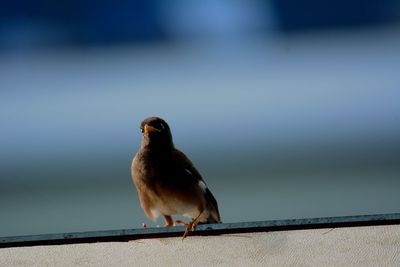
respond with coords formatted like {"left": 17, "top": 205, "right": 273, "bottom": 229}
{"left": 131, "top": 117, "right": 221, "bottom": 238}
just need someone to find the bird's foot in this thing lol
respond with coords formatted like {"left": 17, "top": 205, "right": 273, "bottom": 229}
{"left": 181, "top": 211, "right": 203, "bottom": 239}
{"left": 172, "top": 219, "right": 193, "bottom": 238}
{"left": 182, "top": 221, "right": 198, "bottom": 239}
{"left": 173, "top": 220, "right": 187, "bottom": 226}
{"left": 163, "top": 215, "right": 174, "bottom": 227}
{"left": 172, "top": 219, "right": 191, "bottom": 238}
{"left": 182, "top": 223, "right": 191, "bottom": 239}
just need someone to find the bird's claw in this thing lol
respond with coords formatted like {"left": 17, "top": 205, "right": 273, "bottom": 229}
{"left": 182, "top": 221, "right": 197, "bottom": 239}
{"left": 173, "top": 220, "right": 187, "bottom": 226}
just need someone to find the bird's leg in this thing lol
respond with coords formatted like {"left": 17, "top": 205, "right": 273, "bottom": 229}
{"left": 191, "top": 210, "right": 204, "bottom": 231}
{"left": 163, "top": 215, "right": 174, "bottom": 227}
{"left": 182, "top": 211, "right": 203, "bottom": 239}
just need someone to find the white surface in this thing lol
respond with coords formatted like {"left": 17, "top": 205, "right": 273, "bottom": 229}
{"left": 1, "top": 225, "right": 400, "bottom": 266}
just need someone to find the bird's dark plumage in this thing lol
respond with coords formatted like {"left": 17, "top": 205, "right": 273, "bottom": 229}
{"left": 131, "top": 117, "right": 221, "bottom": 235}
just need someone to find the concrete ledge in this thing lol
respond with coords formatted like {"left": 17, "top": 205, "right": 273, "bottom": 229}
{"left": 1, "top": 213, "right": 400, "bottom": 248}
{"left": 1, "top": 224, "right": 400, "bottom": 266}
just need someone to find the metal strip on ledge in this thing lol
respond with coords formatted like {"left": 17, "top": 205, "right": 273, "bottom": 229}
{"left": 1, "top": 213, "right": 400, "bottom": 248}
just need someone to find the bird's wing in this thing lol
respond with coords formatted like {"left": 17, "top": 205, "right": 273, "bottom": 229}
{"left": 171, "top": 149, "right": 204, "bottom": 183}
{"left": 171, "top": 149, "right": 221, "bottom": 223}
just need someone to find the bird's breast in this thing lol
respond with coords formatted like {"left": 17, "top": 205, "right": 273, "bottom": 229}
{"left": 132, "top": 151, "right": 205, "bottom": 219}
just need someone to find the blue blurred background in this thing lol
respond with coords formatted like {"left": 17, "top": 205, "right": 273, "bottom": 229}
{"left": 1, "top": 0, "right": 400, "bottom": 237}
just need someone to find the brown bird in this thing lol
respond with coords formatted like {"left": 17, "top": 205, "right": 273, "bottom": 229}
{"left": 131, "top": 117, "right": 221, "bottom": 237}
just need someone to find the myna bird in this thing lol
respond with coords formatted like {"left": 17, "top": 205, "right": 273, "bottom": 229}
{"left": 131, "top": 117, "right": 221, "bottom": 237}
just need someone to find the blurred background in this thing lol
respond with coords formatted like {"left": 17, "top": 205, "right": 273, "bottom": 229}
{"left": 1, "top": 0, "right": 400, "bottom": 237}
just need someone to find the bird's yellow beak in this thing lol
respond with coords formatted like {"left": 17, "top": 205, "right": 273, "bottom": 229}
{"left": 144, "top": 124, "right": 161, "bottom": 134}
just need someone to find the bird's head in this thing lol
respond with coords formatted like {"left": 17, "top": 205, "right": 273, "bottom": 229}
{"left": 139, "top": 117, "right": 173, "bottom": 149}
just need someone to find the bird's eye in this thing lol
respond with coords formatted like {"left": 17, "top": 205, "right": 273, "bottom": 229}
{"left": 140, "top": 127, "right": 144, "bottom": 133}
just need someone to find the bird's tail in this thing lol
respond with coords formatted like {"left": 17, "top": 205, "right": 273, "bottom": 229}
{"left": 203, "top": 188, "right": 222, "bottom": 224}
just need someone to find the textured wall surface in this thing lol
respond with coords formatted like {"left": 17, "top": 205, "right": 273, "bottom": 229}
{"left": 1, "top": 225, "right": 400, "bottom": 266}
